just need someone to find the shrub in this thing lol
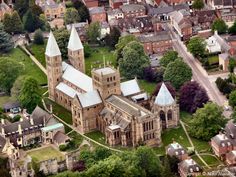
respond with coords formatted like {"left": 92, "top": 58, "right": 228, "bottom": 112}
{"left": 59, "top": 144, "right": 67, "bottom": 151}
{"left": 33, "top": 29, "right": 44, "bottom": 45}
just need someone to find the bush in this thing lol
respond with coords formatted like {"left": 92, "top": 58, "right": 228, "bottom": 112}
{"left": 143, "top": 66, "right": 157, "bottom": 82}
{"left": 12, "top": 115, "right": 21, "bottom": 122}
{"left": 59, "top": 144, "right": 67, "bottom": 151}
{"left": 84, "top": 43, "right": 92, "bottom": 58}
{"left": 33, "top": 29, "right": 44, "bottom": 45}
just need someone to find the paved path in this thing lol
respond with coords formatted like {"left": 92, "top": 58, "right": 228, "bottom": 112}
{"left": 21, "top": 46, "right": 47, "bottom": 75}
{"left": 41, "top": 98, "right": 122, "bottom": 153}
{"left": 180, "top": 121, "right": 210, "bottom": 169}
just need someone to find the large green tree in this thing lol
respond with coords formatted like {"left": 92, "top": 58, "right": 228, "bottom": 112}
{"left": 192, "top": 0, "right": 204, "bottom": 10}
{"left": 187, "top": 37, "right": 206, "bottom": 58}
{"left": 163, "top": 59, "right": 192, "bottom": 89}
{"left": 3, "top": 11, "right": 23, "bottom": 34}
{"left": 0, "top": 27, "right": 14, "bottom": 53}
{"left": 64, "top": 7, "right": 81, "bottom": 25}
{"left": 0, "top": 59, "right": 22, "bottom": 93}
{"left": 18, "top": 77, "right": 41, "bottom": 113}
{"left": 33, "top": 29, "right": 44, "bottom": 45}
{"left": 14, "top": 0, "right": 29, "bottom": 18}
{"left": 119, "top": 41, "right": 150, "bottom": 79}
{"left": 23, "top": 9, "right": 44, "bottom": 32}
{"left": 53, "top": 28, "right": 70, "bottom": 59}
{"left": 229, "top": 20, "right": 236, "bottom": 34}
{"left": 86, "top": 22, "right": 101, "bottom": 43}
{"left": 104, "top": 26, "right": 121, "bottom": 49}
{"left": 11, "top": 76, "right": 26, "bottom": 98}
{"left": 160, "top": 50, "right": 179, "bottom": 67}
{"left": 211, "top": 19, "right": 228, "bottom": 34}
{"left": 2, "top": 13, "right": 12, "bottom": 34}
{"left": 72, "top": 0, "right": 90, "bottom": 22}
{"left": 229, "top": 90, "right": 236, "bottom": 108}
{"left": 189, "top": 102, "right": 226, "bottom": 141}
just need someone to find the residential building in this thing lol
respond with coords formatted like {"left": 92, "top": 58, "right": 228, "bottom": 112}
{"left": 84, "top": 0, "right": 99, "bottom": 8}
{"left": 207, "top": 0, "right": 234, "bottom": 9}
{"left": 226, "top": 150, "right": 236, "bottom": 165}
{"left": 120, "top": 4, "right": 146, "bottom": 18}
{"left": 164, "top": 0, "right": 193, "bottom": 6}
{"left": 138, "top": 31, "right": 172, "bottom": 55}
{"left": 216, "top": 8, "right": 236, "bottom": 27}
{"left": 109, "top": 0, "right": 126, "bottom": 9}
{"left": 89, "top": 6, "right": 107, "bottom": 23}
{"left": 219, "top": 53, "right": 229, "bottom": 71}
{"left": 206, "top": 35, "right": 222, "bottom": 53}
{"left": 0, "top": 1, "right": 12, "bottom": 21}
{"left": 107, "top": 9, "right": 124, "bottom": 22}
{"left": 166, "top": 142, "right": 188, "bottom": 160}
{"left": 178, "top": 158, "right": 202, "bottom": 177}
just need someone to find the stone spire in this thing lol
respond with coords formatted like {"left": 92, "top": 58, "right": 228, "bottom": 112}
{"left": 155, "top": 83, "right": 174, "bottom": 106}
{"left": 67, "top": 25, "right": 83, "bottom": 51}
{"left": 45, "top": 31, "right": 61, "bottom": 57}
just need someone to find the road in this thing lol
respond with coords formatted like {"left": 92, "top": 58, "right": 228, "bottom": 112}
{"left": 166, "top": 24, "right": 231, "bottom": 117}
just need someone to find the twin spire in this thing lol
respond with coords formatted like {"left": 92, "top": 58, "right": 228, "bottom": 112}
{"left": 45, "top": 25, "right": 83, "bottom": 57}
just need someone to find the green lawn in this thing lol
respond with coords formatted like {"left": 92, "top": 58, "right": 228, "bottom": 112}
{"left": 208, "top": 55, "right": 219, "bottom": 65}
{"left": 138, "top": 80, "right": 156, "bottom": 94}
{"left": 85, "top": 131, "right": 106, "bottom": 145}
{"left": 27, "top": 146, "right": 65, "bottom": 163}
{"left": 85, "top": 47, "right": 116, "bottom": 76}
{"left": 191, "top": 137, "right": 211, "bottom": 153}
{"left": 44, "top": 98, "right": 72, "bottom": 124}
{"left": 68, "top": 131, "right": 83, "bottom": 147}
{"left": 29, "top": 43, "right": 46, "bottom": 67}
{"left": 180, "top": 111, "right": 192, "bottom": 125}
{"left": 0, "top": 48, "right": 47, "bottom": 86}
{"left": 200, "top": 155, "right": 221, "bottom": 166}
{"left": 191, "top": 155, "right": 205, "bottom": 167}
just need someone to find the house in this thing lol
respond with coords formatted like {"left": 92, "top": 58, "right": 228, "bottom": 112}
{"left": 169, "top": 10, "right": 192, "bottom": 40}
{"left": 120, "top": 4, "right": 146, "bottom": 18}
{"left": 226, "top": 150, "right": 236, "bottom": 165}
{"left": 107, "top": 9, "right": 124, "bottom": 22}
{"left": 216, "top": 8, "right": 236, "bottom": 27}
{"left": 84, "top": 0, "right": 99, "bottom": 8}
{"left": 219, "top": 53, "right": 229, "bottom": 71}
{"left": 206, "top": 35, "right": 222, "bottom": 53}
{"left": 166, "top": 142, "right": 188, "bottom": 160}
{"left": 211, "top": 133, "right": 234, "bottom": 159}
{"left": 100, "top": 21, "right": 110, "bottom": 38}
{"left": 0, "top": 1, "right": 11, "bottom": 21}
{"left": 164, "top": 0, "right": 193, "bottom": 6}
{"left": 147, "top": 6, "right": 174, "bottom": 21}
{"left": 36, "top": 0, "right": 66, "bottom": 21}
{"left": 89, "top": 7, "right": 106, "bottom": 23}
{"left": 109, "top": 0, "right": 126, "bottom": 9}
{"left": 138, "top": 31, "right": 172, "bottom": 55}
{"left": 66, "top": 22, "right": 89, "bottom": 42}
{"left": 207, "top": 0, "right": 234, "bottom": 9}
{"left": 178, "top": 158, "right": 202, "bottom": 177}
{"left": 3, "top": 102, "right": 21, "bottom": 113}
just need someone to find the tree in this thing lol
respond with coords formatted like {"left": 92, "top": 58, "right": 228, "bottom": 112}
{"left": 72, "top": 0, "right": 90, "bottom": 22}
{"left": 14, "top": 0, "right": 29, "bottom": 18}
{"left": 228, "top": 58, "right": 236, "bottom": 73}
{"left": 23, "top": 9, "right": 43, "bottom": 32}
{"left": 84, "top": 43, "right": 92, "bottom": 57}
{"left": 93, "top": 147, "right": 112, "bottom": 161}
{"left": 53, "top": 28, "right": 70, "bottom": 59}
{"left": 229, "top": 90, "right": 236, "bottom": 107}
{"left": 115, "top": 34, "right": 138, "bottom": 63}
{"left": 187, "top": 37, "right": 206, "bottom": 58}
{"left": 229, "top": 20, "right": 236, "bottom": 34}
{"left": 119, "top": 41, "right": 150, "bottom": 79}
{"left": 179, "top": 81, "right": 209, "bottom": 113}
{"left": 0, "top": 59, "right": 22, "bottom": 93}
{"left": 11, "top": 76, "right": 26, "bottom": 98}
{"left": 34, "top": 29, "right": 44, "bottom": 44}
{"left": 86, "top": 22, "right": 101, "bottom": 43}
{"left": 104, "top": 26, "right": 121, "bottom": 48}
{"left": 64, "top": 8, "right": 80, "bottom": 25}
{"left": 160, "top": 51, "right": 179, "bottom": 67}
{"left": 3, "top": 13, "right": 12, "bottom": 34}
{"left": 211, "top": 19, "right": 228, "bottom": 34}
{"left": 18, "top": 77, "right": 41, "bottom": 113}
{"left": 11, "top": 11, "right": 24, "bottom": 34}
{"left": 189, "top": 102, "right": 227, "bottom": 141}
{"left": 192, "top": 0, "right": 204, "bottom": 10}
{"left": 161, "top": 156, "right": 173, "bottom": 177}
{"left": 0, "top": 27, "right": 14, "bottom": 53}
{"left": 143, "top": 66, "right": 157, "bottom": 82}
{"left": 215, "top": 77, "right": 233, "bottom": 95}
{"left": 152, "top": 82, "right": 176, "bottom": 98}
{"left": 163, "top": 59, "right": 192, "bottom": 89}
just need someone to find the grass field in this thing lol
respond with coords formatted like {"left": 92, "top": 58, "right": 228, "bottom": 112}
{"left": 27, "top": 146, "right": 65, "bottom": 163}
{"left": 85, "top": 47, "right": 116, "bottom": 76}
{"left": 208, "top": 55, "right": 219, "bottom": 65}
{"left": 29, "top": 43, "right": 46, "bottom": 67}
{"left": 138, "top": 80, "right": 156, "bottom": 94}
{"left": 0, "top": 48, "right": 47, "bottom": 86}
{"left": 85, "top": 131, "right": 106, "bottom": 145}
{"left": 201, "top": 155, "right": 221, "bottom": 166}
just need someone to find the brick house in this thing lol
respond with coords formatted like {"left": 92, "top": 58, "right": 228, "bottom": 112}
{"left": 120, "top": 4, "right": 146, "bottom": 18}
{"left": 207, "top": 0, "right": 233, "bottom": 9}
{"left": 107, "top": 9, "right": 124, "bottom": 22}
{"left": 226, "top": 150, "right": 236, "bottom": 165}
{"left": 164, "top": 0, "right": 193, "bottom": 6}
{"left": 84, "top": 0, "right": 99, "bottom": 8}
{"left": 138, "top": 31, "right": 172, "bottom": 55}
{"left": 178, "top": 158, "right": 202, "bottom": 177}
{"left": 89, "top": 7, "right": 107, "bottom": 23}
{"left": 166, "top": 142, "right": 188, "bottom": 160}
{"left": 109, "top": 0, "right": 126, "bottom": 9}
{"left": 0, "top": 1, "right": 12, "bottom": 21}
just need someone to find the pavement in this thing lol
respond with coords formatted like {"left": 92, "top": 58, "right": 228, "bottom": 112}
{"left": 166, "top": 24, "right": 232, "bottom": 118}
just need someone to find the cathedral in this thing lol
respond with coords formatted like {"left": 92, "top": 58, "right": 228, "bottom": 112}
{"left": 45, "top": 26, "right": 179, "bottom": 147}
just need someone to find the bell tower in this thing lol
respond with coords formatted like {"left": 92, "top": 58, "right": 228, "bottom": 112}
{"left": 67, "top": 25, "right": 85, "bottom": 73}
{"left": 45, "top": 31, "right": 62, "bottom": 100}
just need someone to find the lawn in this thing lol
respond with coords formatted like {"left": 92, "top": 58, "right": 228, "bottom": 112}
{"left": 29, "top": 43, "right": 46, "bottom": 67}
{"left": 200, "top": 155, "right": 222, "bottom": 167}
{"left": 191, "top": 155, "right": 205, "bottom": 167}
{"left": 138, "top": 80, "right": 156, "bottom": 94}
{"left": 154, "top": 125, "right": 191, "bottom": 155}
{"left": 0, "top": 96, "right": 16, "bottom": 108}
{"left": 85, "top": 130, "right": 106, "bottom": 145}
{"left": 85, "top": 47, "right": 116, "bottom": 76}
{"left": 68, "top": 131, "right": 83, "bottom": 147}
{"left": 27, "top": 146, "right": 65, "bottom": 163}
{"left": 0, "top": 48, "right": 47, "bottom": 86}
{"left": 44, "top": 98, "right": 72, "bottom": 124}
{"left": 208, "top": 55, "right": 219, "bottom": 65}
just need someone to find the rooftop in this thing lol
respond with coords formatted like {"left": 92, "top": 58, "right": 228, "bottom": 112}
{"left": 120, "top": 79, "right": 141, "bottom": 97}
{"left": 77, "top": 90, "right": 102, "bottom": 108}
{"left": 155, "top": 83, "right": 175, "bottom": 106}
{"left": 56, "top": 82, "right": 79, "bottom": 98}
{"left": 89, "top": 6, "right": 105, "bottom": 14}
{"left": 67, "top": 25, "right": 83, "bottom": 51}
{"left": 138, "top": 31, "right": 171, "bottom": 43}
{"left": 120, "top": 4, "right": 145, "bottom": 12}
{"left": 41, "top": 123, "right": 64, "bottom": 132}
{"left": 45, "top": 31, "right": 61, "bottom": 57}
{"left": 93, "top": 67, "right": 117, "bottom": 75}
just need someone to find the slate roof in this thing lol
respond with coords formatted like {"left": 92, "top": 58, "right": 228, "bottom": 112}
{"left": 147, "top": 6, "right": 173, "bottom": 16}
{"left": 211, "top": 134, "right": 232, "bottom": 147}
{"left": 89, "top": 7, "right": 105, "bottom": 14}
{"left": 138, "top": 31, "right": 171, "bottom": 43}
{"left": 45, "top": 31, "right": 61, "bottom": 57}
{"left": 120, "top": 79, "right": 141, "bottom": 97}
{"left": 53, "top": 131, "right": 70, "bottom": 144}
{"left": 120, "top": 4, "right": 145, "bottom": 13}
{"left": 179, "top": 159, "right": 201, "bottom": 174}
{"left": 77, "top": 90, "right": 102, "bottom": 108}
{"left": 167, "top": 142, "right": 187, "bottom": 156}
{"left": 56, "top": 82, "right": 79, "bottom": 98}
{"left": 94, "top": 67, "right": 116, "bottom": 75}
{"left": 67, "top": 25, "right": 83, "bottom": 51}
{"left": 155, "top": 83, "right": 175, "bottom": 106}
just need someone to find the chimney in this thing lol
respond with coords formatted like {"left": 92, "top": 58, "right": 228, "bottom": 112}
{"left": 1, "top": 119, "right": 4, "bottom": 125}
{"left": 18, "top": 124, "right": 22, "bottom": 134}
{"left": 30, "top": 117, "right": 34, "bottom": 125}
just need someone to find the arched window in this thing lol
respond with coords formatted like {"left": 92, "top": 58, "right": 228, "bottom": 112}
{"left": 167, "top": 110, "right": 172, "bottom": 120}
{"left": 160, "top": 110, "right": 165, "bottom": 121}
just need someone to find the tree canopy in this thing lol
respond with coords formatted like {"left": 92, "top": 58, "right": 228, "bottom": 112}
{"left": 192, "top": 0, "right": 204, "bottom": 10}
{"left": 229, "top": 90, "right": 236, "bottom": 108}
{"left": 187, "top": 37, "right": 206, "bottom": 58}
{"left": 160, "top": 50, "right": 179, "bottom": 67}
{"left": 0, "top": 27, "right": 14, "bottom": 53}
{"left": 163, "top": 59, "right": 192, "bottom": 89}
{"left": 229, "top": 20, "right": 236, "bottom": 34}
{"left": 104, "top": 26, "right": 121, "bottom": 49}
{"left": 72, "top": 0, "right": 90, "bottom": 22}
{"left": 18, "top": 77, "right": 41, "bottom": 113}
{"left": 3, "top": 11, "right": 23, "bottom": 34}
{"left": 189, "top": 102, "right": 226, "bottom": 141}
{"left": 179, "top": 81, "right": 209, "bottom": 113}
{"left": 33, "top": 29, "right": 44, "bottom": 45}
{"left": 119, "top": 41, "right": 150, "bottom": 79}
{"left": 23, "top": 9, "right": 44, "bottom": 32}
{"left": 86, "top": 22, "right": 101, "bottom": 43}
{"left": 211, "top": 19, "right": 228, "bottom": 34}
{"left": 64, "top": 7, "right": 81, "bottom": 25}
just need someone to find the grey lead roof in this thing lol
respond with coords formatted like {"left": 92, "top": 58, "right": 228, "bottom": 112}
{"left": 155, "top": 83, "right": 175, "bottom": 106}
